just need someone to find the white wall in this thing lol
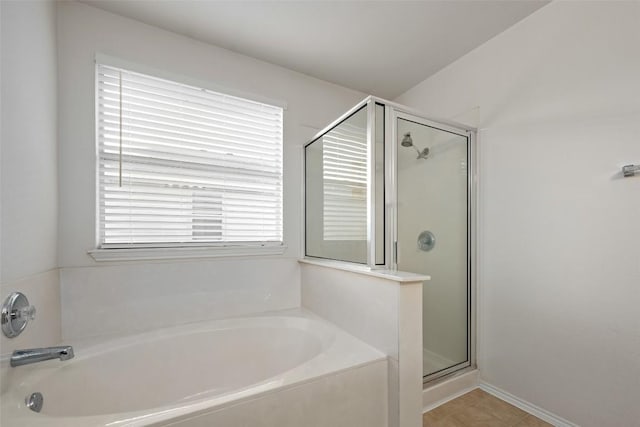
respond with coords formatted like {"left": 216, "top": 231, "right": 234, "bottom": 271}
{"left": 56, "top": 2, "right": 365, "bottom": 338}
{"left": 1, "top": 0, "right": 58, "bottom": 283}
{"left": 396, "top": 2, "right": 640, "bottom": 426}
{"left": 0, "top": 0, "right": 61, "bottom": 365}
{"left": 60, "top": 258, "right": 300, "bottom": 341}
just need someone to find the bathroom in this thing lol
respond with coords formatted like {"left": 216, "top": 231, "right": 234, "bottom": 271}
{"left": 1, "top": 1, "right": 639, "bottom": 426}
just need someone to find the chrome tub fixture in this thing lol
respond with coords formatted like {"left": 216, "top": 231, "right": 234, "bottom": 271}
{"left": 1, "top": 292, "right": 36, "bottom": 338}
{"left": 10, "top": 346, "right": 75, "bottom": 367}
{"left": 25, "top": 392, "right": 44, "bottom": 413}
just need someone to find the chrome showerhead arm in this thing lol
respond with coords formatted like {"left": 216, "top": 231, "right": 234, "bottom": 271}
{"left": 417, "top": 147, "right": 429, "bottom": 159}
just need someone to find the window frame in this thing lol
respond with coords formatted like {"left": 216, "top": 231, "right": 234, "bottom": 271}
{"left": 90, "top": 55, "right": 287, "bottom": 261}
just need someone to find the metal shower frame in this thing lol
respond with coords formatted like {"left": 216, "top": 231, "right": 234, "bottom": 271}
{"left": 302, "top": 95, "right": 478, "bottom": 383}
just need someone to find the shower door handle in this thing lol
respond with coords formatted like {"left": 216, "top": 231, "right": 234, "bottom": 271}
{"left": 394, "top": 241, "right": 398, "bottom": 264}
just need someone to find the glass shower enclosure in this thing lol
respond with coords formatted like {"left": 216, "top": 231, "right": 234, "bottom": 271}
{"left": 304, "top": 97, "right": 475, "bottom": 382}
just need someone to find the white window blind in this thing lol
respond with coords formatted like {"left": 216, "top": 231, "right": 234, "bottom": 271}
{"left": 97, "top": 64, "right": 283, "bottom": 248}
{"left": 322, "top": 122, "right": 367, "bottom": 241}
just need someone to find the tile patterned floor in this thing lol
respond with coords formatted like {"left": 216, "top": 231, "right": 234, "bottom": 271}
{"left": 423, "top": 389, "right": 553, "bottom": 427}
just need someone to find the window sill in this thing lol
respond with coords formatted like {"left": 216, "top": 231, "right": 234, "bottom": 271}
{"left": 88, "top": 245, "right": 287, "bottom": 262}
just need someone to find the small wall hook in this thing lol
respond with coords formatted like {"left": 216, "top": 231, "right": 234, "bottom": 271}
{"left": 622, "top": 164, "right": 640, "bottom": 177}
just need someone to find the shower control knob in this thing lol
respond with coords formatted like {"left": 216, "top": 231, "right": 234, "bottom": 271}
{"left": 16, "top": 305, "right": 36, "bottom": 321}
{"left": 417, "top": 231, "right": 436, "bottom": 252}
{"left": 1, "top": 292, "right": 36, "bottom": 338}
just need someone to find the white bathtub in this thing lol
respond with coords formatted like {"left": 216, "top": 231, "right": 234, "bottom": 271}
{"left": 0, "top": 309, "right": 387, "bottom": 427}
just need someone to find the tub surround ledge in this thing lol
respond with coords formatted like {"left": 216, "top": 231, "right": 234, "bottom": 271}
{"left": 300, "top": 261, "right": 424, "bottom": 427}
{"left": 298, "top": 258, "right": 430, "bottom": 283}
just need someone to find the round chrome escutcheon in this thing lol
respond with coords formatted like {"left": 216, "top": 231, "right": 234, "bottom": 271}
{"left": 417, "top": 230, "right": 436, "bottom": 252}
{"left": 1, "top": 292, "right": 36, "bottom": 338}
{"left": 26, "top": 392, "right": 43, "bottom": 413}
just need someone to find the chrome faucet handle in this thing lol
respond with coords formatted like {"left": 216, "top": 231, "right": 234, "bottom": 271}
{"left": 15, "top": 305, "right": 36, "bottom": 321}
{"left": 1, "top": 292, "right": 36, "bottom": 338}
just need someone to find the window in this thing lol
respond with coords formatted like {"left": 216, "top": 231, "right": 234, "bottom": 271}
{"left": 96, "top": 64, "right": 283, "bottom": 251}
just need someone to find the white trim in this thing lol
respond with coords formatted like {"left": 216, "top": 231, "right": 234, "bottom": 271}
{"left": 366, "top": 98, "right": 376, "bottom": 267}
{"left": 94, "top": 53, "right": 288, "bottom": 110}
{"left": 89, "top": 245, "right": 287, "bottom": 262}
{"left": 423, "top": 369, "right": 479, "bottom": 412}
{"left": 300, "top": 144, "right": 306, "bottom": 259}
{"left": 479, "top": 382, "right": 579, "bottom": 427}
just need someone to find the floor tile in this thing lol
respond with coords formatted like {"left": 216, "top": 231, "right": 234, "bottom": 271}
{"left": 470, "top": 391, "right": 528, "bottom": 424}
{"left": 424, "top": 414, "right": 467, "bottom": 427}
{"left": 449, "top": 404, "right": 510, "bottom": 427}
{"left": 513, "top": 414, "right": 554, "bottom": 427}
{"left": 423, "top": 388, "right": 550, "bottom": 427}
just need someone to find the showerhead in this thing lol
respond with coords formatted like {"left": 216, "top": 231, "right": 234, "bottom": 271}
{"left": 400, "top": 132, "right": 430, "bottom": 159}
{"left": 401, "top": 132, "right": 413, "bottom": 147}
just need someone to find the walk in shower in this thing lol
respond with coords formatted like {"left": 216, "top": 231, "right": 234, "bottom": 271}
{"left": 304, "top": 97, "right": 475, "bottom": 382}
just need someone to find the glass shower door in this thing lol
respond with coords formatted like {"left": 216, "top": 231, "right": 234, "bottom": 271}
{"left": 395, "top": 116, "right": 471, "bottom": 380}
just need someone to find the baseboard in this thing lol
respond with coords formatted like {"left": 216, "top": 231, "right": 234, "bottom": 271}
{"left": 479, "top": 382, "right": 578, "bottom": 427}
{"left": 423, "top": 369, "right": 479, "bottom": 412}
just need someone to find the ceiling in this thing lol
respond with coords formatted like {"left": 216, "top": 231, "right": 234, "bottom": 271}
{"left": 82, "top": 1, "right": 548, "bottom": 99}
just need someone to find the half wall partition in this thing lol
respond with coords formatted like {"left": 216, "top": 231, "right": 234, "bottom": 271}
{"left": 304, "top": 96, "right": 476, "bottom": 382}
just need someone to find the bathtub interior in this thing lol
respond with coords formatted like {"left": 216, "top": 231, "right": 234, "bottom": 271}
{"left": 0, "top": 310, "right": 386, "bottom": 426}
{"left": 37, "top": 326, "right": 324, "bottom": 416}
